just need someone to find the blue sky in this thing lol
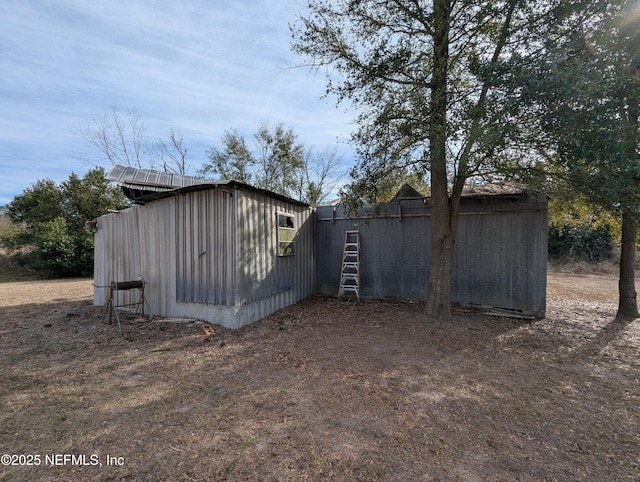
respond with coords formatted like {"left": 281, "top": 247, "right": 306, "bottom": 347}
{"left": 0, "top": 0, "right": 355, "bottom": 206}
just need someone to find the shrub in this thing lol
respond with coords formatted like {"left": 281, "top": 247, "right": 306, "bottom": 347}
{"left": 548, "top": 221, "right": 614, "bottom": 262}
{"left": 1, "top": 168, "right": 127, "bottom": 278}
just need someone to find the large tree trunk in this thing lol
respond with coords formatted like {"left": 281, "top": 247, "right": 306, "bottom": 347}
{"left": 425, "top": 0, "right": 453, "bottom": 320}
{"left": 423, "top": 0, "right": 515, "bottom": 319}
{"left": 425, "top": 169, "right": 457, "bottom": 320}
{"left": 617, "top": 57, "right": 639, "bottom": 319}
{"left": 617, "top": 209, "right": 639, "bottom": 319}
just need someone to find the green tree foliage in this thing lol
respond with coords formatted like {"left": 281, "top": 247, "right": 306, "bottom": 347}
{"left": 548, "top": 224, "right": 613, "bottom": 263}
{"left": 548, "top": 195, "right": 616, "bottom": 263}
{"left": 292, "top": 0, "right": 554, "bottom": 318}
{"left": 204, "top": 128, "right": 255, "bottom": 184}
{"left": 254, "top": 121, "right": 305, "bottom": 196}
{"left": 340, "top": 166, "right": 430, "bottom": 207}
{"left": 5, "top": 180, "right": 64, "bottom": 233}
{"left": 1, "top": 168, "right": 128, "bottom": 277}
{"left": 200, "top": 121, "right": 343, "bottom": 205}
{"left": 510, "top": 1, "right": 640, "bottom": 317}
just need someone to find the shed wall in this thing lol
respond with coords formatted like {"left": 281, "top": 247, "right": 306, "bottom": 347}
{"left": 233, "top": 188, "right": 315, "bottom": 328}
{"left": 315, "top": 195, "right": 547, "bottom": 316}
{"left": 94, "top": 186, "right": 314, "bottom": 329}
{"left": 176, "top": 188, "right": 235, "bottom": 306}
{"left": 93, "top": 199, "right": 176, "bottom": 318}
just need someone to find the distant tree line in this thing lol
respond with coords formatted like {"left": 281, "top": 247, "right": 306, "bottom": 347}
{"left": 74, "top": 109, "right": 345, "bottom": 206}
{"left": 547, "top": 194, "right": 617, "bottom": 264}
{"left": 1, "top": 115, "right": 346, "bottom": 278}
{"left": 0, "top": 168, "right": 128, "bottom": 277}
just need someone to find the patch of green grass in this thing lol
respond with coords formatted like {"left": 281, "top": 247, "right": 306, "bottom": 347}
{"left": 238, "top": 437, "right": 257, "bottom": 451}
{"left": 4, "top": 353, "right": 26, "bottom": 364}
{"left": 326, "top": 417, "right": 339, "bottom": 427}
{"left": 423, "top": 431, "right": 439, "bottom": 442}
{"left": 54, "top": 413, "right": 68, "bottom": 423}
{"left": 212, "top": 386, "right": 231, "bottom": 407}
{"left": 9, "top": 376, "right": 40, "bottom": 391}
{"left": 41, "top": 342, "right": 75, "bottom": 354}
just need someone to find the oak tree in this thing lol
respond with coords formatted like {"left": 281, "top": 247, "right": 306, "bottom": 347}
{"left": 514, "top": 0, "right": 640, "bottom": 318}
{"left": 292, "top": 0, "right": 550, "bottom": 318}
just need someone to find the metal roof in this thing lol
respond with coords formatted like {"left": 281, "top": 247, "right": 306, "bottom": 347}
{"left": 106, "top": 165, "right": 309, "bottom": 207}
{"left": 106, "top": 165, "right": 209, "bottom": 192}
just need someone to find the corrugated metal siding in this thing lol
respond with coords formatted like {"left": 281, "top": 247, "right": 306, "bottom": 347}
{"left": 235, "top": 189, "right": 282, "bottom": 305}
{"left": 93, "top": 199, "right": 176, "bottom": 318}
{"left": 94, "top": 206, "right": 141, "bottom": 308}
{"left": 234, "top": 188, "right": 315, "bottom": 327}
{"left": 176, "top": 189, "right": 235, "bottom": 305}
{"left": 315, "top": 194, "right": 547, "bottom": 316}
{"left": 450, "top": 209, "right": 547, "bottom": 313}
{"left": 94, "top": 185, "right": 314, "bottom": 329}
{"left": 314, "top": 203, "right": 430, "bottom": 300}
{"left": 139, "top": 199, "right": 176, "bottom": 317}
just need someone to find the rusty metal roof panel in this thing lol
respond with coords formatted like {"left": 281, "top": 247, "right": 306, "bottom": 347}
{"left": 106, "top": 165, "right": 209, "bottom": 192}
{"left": 106, "top": 165, "right": 310, "bottom": 207}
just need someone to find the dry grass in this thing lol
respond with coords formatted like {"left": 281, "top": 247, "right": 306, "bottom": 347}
{"left": 547, "top": 270, "right": 619, "bottom": 305}
{"left": 1, "top": 271, "right": 639, "bottom": 481}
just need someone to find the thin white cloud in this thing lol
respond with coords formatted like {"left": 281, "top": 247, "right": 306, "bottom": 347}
{"left": 0, "top": 0, "right": 355, "bottom": 205}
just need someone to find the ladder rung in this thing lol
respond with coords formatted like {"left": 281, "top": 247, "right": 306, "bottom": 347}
{"left": 339, "top": 286, "right": 358, "bottom": 292}
{"left": 339, "top": 287, "right": 359, "bottom": 296}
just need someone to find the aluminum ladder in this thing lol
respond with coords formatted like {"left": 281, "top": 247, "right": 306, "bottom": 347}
{"left": 338, "top": 230, "right": 360, "bottom": 300}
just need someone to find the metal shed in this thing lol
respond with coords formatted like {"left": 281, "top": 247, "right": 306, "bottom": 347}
{"left": 315, "top": 188, "right": 548, "bottom": 318}
{"left": 94, "top": 168, "right": 547, "bottom": 326}
{"left": 93, "top": 169, "right": 314, "bottom": 329}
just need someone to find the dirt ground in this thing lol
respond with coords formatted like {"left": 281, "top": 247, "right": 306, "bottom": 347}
{"left": 0, "top": 270, "right": 638, "bottom": 481}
